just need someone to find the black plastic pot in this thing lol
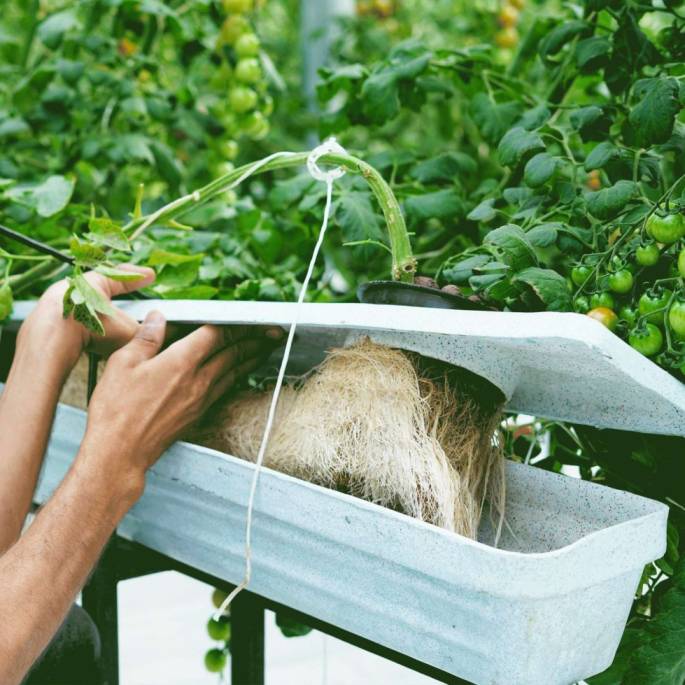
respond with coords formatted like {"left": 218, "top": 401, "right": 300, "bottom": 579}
{"left": 357, "top": 280, "right": 491, "bottom": 311}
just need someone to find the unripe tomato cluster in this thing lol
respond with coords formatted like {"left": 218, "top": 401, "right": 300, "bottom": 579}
{"left": 210, "top": 0, "right": 271, "bottom": 176}
{"left": 203, "top": 588, "right": 231, "bottom": 674}
{"left": 495, "top": 0, "right": 524, "bottom": 49}
{"left": 573, "top": 208, "right": 685, "bottom": 374}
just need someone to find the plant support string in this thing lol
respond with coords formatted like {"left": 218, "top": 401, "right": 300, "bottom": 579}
{"left": 213, "top": 138, "right": 347, "bottom": 620}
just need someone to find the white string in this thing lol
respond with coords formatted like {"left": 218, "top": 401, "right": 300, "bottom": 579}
{"left": 214, "top": 139, "right": 346, "bottom": 620}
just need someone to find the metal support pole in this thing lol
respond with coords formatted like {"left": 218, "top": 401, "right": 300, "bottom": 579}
{"left": 82, "top": 352, "right": 120, "bottom": 685}
{"left": 230, "top": 592, "right": 265, "bottom": 685}
{"left": 82, "top": 539, "right": 120, "bottom": 685}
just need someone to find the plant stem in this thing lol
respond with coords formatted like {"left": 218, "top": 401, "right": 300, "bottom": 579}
{"left": 124, "top": 151, "right": 417, "bottom": 282}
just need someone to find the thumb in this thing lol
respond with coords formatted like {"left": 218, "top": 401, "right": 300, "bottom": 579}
{"left": 122, "top": 310, "right": 166, "bottom": 363}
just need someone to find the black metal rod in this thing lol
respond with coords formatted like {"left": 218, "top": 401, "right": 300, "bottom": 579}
{"left": 231, "top": 592, "right": 265, "bottom": 685}
{"left": 0, "top": 222, "right": 73, "bottom": 264}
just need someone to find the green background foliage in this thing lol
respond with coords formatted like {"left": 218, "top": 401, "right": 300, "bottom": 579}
{"left": 1, "top": 0, "right": 684, "bottom": 682}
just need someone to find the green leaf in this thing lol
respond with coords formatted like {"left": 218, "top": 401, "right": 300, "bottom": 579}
{"left": 497, "top": 127, "right": 545, "bottom": 167}
{"left": 268, "top": 173, "right": 315, "bottom": 209}
{"left": 484, "top": 224, "right": 537, "bottom": 271}
{"left": 524, "top": 153, "right": 557, "bottom": 188}
{"left": 470, "top": 93, "right": 522, "bottom": 145}
{"left": 410, "top": 153, "right": 473, "bottom": 183}
{"left": 0, "top": 117, "right": 29, "bottom": 139}
{"left": 589, "top": 556, "right": 685, "bottom": 685}
{"left": 69, "top": 237, "right": 106, "bottom": 267}
{"left": 586, "top": 180, "right": 636, "bottom": 220}
{"left": 70, "top": 273, "right": 116, "bottom": 317}
{"left": 570, "top": 105, "right": 612, "bottom": 142}
{"left": 516, "top": 105, "right": 551, "bottom": 131}
{"left": 584, "top": 142, "right": 621, "bottom": 171}
{"left": 539, "top": 20, "right": 589, "bottom": 61}
{"left": 32, "top": 175, "right": 75, "bottom": 217}
{"left": 467, "top": 198, "right": 497, "bottom": 222}
{"left": 336, "top": 191, "right": 384, "bottom": 242}
{"left": 72, "top": 302, "right": 104, "bottom": 336}
{"left": 147, "top": 249, "right": 203, "bottom": 266}
{"left": 441, "top": 254, "right": 491, "bottom": 284}
{"left": 629, "top": 78, "right": 681, "bottom": 148}
{"left": 404, "top": 188, "right": 464, "bottom": 222}
{"left": 95, "top": 265, "right": 146, "bottom": 282}
{"left": 88, "top": 216, "right": 130, "bottom": 251}
{"left": 575, "top": 36, "right": 611, "bottom": 73}
{"left": 361, "top": 52, "right": 431, "bottom": 123}
{"left": 157, "top": 285, "right": 218, "bottom": 299}
{"left": 526, "top": 223, "right": 559, "bottom": 248}
{"left": 37, "top": 10, "right": 81, "bottom": 49}
{"left": 512, "top": 267, "right": 572, "bottom": 311}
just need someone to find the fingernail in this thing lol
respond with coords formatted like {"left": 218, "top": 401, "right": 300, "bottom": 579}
{"left": 265, "top": 327, "right": 285, "bottom": 340}
{"left": 144, "top": 310, "right": 165, "bottom": 327}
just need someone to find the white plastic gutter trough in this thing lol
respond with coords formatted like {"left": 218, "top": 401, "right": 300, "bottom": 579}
{"left": 8, "top": 300, "right": 683, "bottom": 684}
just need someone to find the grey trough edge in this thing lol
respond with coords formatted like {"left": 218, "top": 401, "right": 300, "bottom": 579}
{"left": 9, "top": 299, "right": 685, "bottom": 436}
{"left": 33, "top": 402, "right": 668, "bottom": 685}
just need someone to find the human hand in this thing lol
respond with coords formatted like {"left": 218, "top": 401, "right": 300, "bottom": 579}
{"left": 20, "top": 265, "right": 155, "bottom": 371}
{"left": 75, "top": 311, "right": 283, "bottom": 506}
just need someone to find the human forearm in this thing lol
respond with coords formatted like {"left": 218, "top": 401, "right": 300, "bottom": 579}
{"left": 0, "top": 317, "right": 80, "bottom": 552}
{"left": 0, "top": 450, "right": 140, "bottom": 685}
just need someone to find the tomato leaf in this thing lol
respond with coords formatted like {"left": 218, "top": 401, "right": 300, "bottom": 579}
{"left": 586, "top": 180, "right": 636, "bottom": 220}
{"left": 497, "top": 127, "right": 545, "bottom": 167}
{"left": 32, "top": 175, "right": 75, "bottom": 217}
{"left": 88, "top": 216, "right": 130, "bottom": 251}
{"left": 404, "top": 188, "right": 464, "bottom": 221}
{"left": 470, "top": 93, "right": 522, "bottom": 145}
{"left": 629, "top": 78, "right": 681, "bottom": 148}
{"left": 69, "top": 236, "right": 106, "bottom": 267}
{"left": 584, "top": 141, "right": 621, "bottom": 171}
{"left": 484, "top": 224, "right": 537, "bottom": 271}
{"left": 467, "top": 198, "right": 497, "bottom": 222}
{"left": 512, "top": 267, "right": 572, "bottom": 311}
{"left": 361, "top": 52, "right": 431, "bottom": 123}
{"left": 94, "top": 265, "right": 146, "bottom": 282}
{"left": 589, "top": 556, "right": 685, "bottom": 685}
{"left": 336, "top": 191, "right": 384, "bottom": 242}
{"left": 524, "top": 152, "right": 557, "bottom": 188}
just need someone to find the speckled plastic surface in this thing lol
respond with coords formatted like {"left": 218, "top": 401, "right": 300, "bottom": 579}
{"left": 11, "top": 299, "right": 684, "bottom": 435}
{"left": 33, "top": 403, "right": 667, "bottom": 685}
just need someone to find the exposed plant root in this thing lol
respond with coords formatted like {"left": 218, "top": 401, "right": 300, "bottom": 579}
{"left": 187, "top": 339, "right": 505, "bottom": 539}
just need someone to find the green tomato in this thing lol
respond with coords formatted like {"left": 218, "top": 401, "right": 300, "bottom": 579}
{"left": 242, "top": 111, "right": 269, "bottom": 140}
{"left": 646, "top": 212, "right": 685, "bottom": 245}
{"left": 629, "top": 323, "right": 663, "bottom": 357}
{"left": 235, "top": 33, "right": 260, "bottom": 57}
{"left": 211, "top": 588, "right": 229, "bottom": 610}
{"left": 229, "top": 86, "right": 257, "bottom": 113}
{"left": 590, "top": 291, "right": 615, "bottom": 310}
{"left": 0, "top": 283, "right": 12, "bottom": 320}
{"left": 635, "top": 242, "right": 660, "bottom": 267}
{"left": 574, "top": 295, "right": 590, "bottom": 313}
{"left": 220, "top": 139, "right": 239, "bottom": 160}
{"left": 668, "top": 299, "right": 685, "bottom": 339}
{"left": 207, "top": 616, "right": 231, "bottom": 641}
{"left": 619, "top": 305, "right": 637, "bottom": 326}
{"left": 608, "top": 269, "right": 633, "bottom": 294}
{"left": 678, "top": 249, "right": 685, "bottom": 279}
{"left": 638, "top": 289, "right": 672, "bottom": 325}
{"left": 204, "top": 648, "right": 227, "bottom": 673}
{"left": 235, "top": 58, "right": 261, "bottom": 84}
{"left": 571, "top": 265, "right": 591, "bottom": 287}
